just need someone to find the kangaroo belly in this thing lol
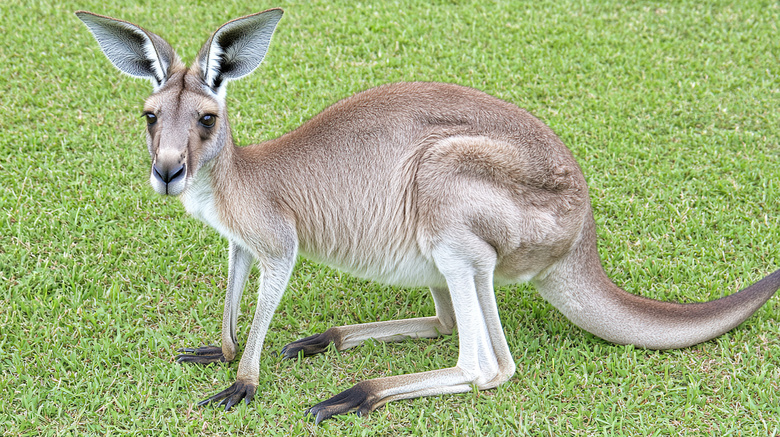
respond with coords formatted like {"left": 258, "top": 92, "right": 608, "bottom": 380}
{"left": 299, "top": 243, "right": 445, "bottom": 288}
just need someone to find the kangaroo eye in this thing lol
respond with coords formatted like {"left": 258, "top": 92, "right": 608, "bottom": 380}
{"left": 199, "top": 114, "right": 217, "bottom": 128}
{"left": 144, "top": 112, "right": 157, "bottom": 126}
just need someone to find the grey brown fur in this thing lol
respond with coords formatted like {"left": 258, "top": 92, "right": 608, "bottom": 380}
{"left": 76, "top": 9, "right": 780, "bottom": 424}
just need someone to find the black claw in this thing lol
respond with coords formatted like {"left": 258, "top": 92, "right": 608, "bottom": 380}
{"left": 197, "top": 396, "right": 214, "bottom": 407}
{"left": 306, "top": 382, "right": 375, "bottom": 425}
{"left": 198, "top": 381, "right": 257, "bottom": 411}
{"left": 175, "top": 345, "right": 227, "bottom": 365}
{"left": 304, "top": 408, "right": 327, "bottom": 426}
{"left": 281, "top": 329, "right": 338, "bottom": 359}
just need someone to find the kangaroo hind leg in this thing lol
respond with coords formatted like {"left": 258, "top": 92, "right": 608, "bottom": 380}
{"left": 281, "top": 286, "right": 456, "bottom": 359}
{"left": 305, "top": 239, "right": 515, "bottom": 423}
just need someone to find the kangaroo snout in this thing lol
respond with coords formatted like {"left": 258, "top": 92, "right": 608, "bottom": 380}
{"left": 151, "top": 159, "right": 186, "bottom": 196}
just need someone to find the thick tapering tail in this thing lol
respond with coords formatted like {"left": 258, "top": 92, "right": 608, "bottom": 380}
{"left": 533, "top": 218, "right": 780, "bottom": 350}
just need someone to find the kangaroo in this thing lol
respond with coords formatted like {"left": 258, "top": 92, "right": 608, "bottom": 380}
{"left": 76, "top": 8, "right": 780, "bottom": 424}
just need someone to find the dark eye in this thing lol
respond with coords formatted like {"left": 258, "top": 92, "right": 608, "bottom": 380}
{"left": 144, "top": 112, "right": 157, "bottom": 126}
{"left": 199, "top": 114, "right": 217, "bottom": 128}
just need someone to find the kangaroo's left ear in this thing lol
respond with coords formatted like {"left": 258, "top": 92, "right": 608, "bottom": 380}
{"left": 75, "top": 11, "right": 179, "bottom": 90}
{"left": 196, "top": 8, "right": 284, "bottom": 97}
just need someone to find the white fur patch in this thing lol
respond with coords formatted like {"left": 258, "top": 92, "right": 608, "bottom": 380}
{"left": 179, "top": 167, "right": 247, "bottom": 250}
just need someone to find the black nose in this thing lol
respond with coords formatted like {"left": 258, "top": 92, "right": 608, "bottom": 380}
{"left": 152, "top": 163, "right": 186, "bottom": 185}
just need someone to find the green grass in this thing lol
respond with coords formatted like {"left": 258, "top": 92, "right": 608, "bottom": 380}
{"left": 2, "top": 0, "right": 779, "bottom": 435}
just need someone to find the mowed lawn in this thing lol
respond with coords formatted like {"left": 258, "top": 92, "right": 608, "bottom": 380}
{"left": 1, "top": 0, "right": 779, "bottom": 435}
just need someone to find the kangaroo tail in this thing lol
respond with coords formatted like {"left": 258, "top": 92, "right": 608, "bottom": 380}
{"left": 533, "top": 217, "right": 780, "bottom": 350}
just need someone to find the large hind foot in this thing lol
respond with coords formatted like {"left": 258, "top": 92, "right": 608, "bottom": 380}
{"left": 281, "top": 329, "right": 339, "bottom": 359}
{"left": 175, "top": 345, "right": 229, "bottom": 365}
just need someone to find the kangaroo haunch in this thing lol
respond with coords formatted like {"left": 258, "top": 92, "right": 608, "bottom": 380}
{"left": 76, "top": 8, "right": 780, "bottom": 424}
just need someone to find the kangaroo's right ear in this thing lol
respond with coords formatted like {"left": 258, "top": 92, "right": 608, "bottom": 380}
{"left": 75, "top": 11, "right": 179, "bottom": 90}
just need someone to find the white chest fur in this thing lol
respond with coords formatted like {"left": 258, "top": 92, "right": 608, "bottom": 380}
{"left": 179, "top": 169, "right": 244, "bottom": 246}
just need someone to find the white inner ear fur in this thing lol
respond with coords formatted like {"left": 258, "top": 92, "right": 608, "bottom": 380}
{"left": 78, "top": 13, "right": 170, "bottom": 89}
{"left": 201, "top": 41, "right": 224, "bottom": 95}
{"left": 199, "top": 10, "right": 283, "bottom": 98}
{"left": 143, "top": 37, "right": 169, "bottom": 90}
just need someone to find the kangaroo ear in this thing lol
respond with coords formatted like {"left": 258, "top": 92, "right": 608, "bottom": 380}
{"left": 196, "top": 8, "right": 284, "bottom": 96}
{"left": 76, "top": 11, "right": 179, "bottom": 90}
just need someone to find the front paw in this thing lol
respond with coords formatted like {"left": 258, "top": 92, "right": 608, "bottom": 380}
{"left": 175, "top": 345, "right": 228, "bottom": 365}
{"left": 197, "top": 380, "right": 257, "bottom": 411}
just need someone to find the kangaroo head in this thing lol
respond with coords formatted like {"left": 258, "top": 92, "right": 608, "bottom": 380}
{"left": 76, "top": 9, "right": 283, "bottom": 196}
